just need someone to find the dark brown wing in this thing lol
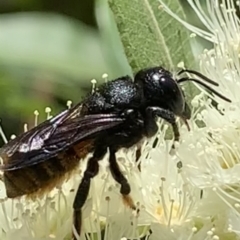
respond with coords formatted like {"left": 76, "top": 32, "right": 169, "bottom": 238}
{"left": 0, "top": 102, "right": 83, "bottom": 157}
{"left": 0, "top": 112, "right": 125, "bottom": 171}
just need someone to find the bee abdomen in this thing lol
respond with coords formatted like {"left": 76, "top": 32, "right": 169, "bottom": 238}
{"left": 3, "top": 139, "right": 94, "bottom": 199}
{"left": 4, "top": 151, "right": 80, "bottom": 198}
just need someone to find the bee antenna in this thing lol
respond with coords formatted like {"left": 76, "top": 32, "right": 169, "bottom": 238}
{"left": 178, "top": 69, "right": 219, "bottom": 86}
{"left": 178, "top": 77, "right": 231, "bottom": 103}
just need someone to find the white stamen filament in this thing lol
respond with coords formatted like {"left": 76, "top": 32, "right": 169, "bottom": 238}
{"left": 45, "top": 107, "right": 52, "bottom": 120}
{"left": 0, "top": 125, "right": 8, "bottom": 144}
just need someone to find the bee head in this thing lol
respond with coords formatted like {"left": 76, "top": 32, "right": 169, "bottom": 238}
{"left": 134, "top": 66, "right": 231, "bottom": 121}
{"left": 134, "top": 66, "right": 187, "bottom": 118}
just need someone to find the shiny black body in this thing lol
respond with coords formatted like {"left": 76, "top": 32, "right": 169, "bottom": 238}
{"left": 0, "top": 66, "right": 231, "bottom": 239}
{"left": 82, "top": 67, "right": 188, "bottom": 149}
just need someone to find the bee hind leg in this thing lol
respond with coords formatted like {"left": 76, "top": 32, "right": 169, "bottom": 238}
{"left": 72, "top": 147, "right": 107, "bottom": 240}
{"left": 109, "top": 147, "right": 138, "bottom": 212}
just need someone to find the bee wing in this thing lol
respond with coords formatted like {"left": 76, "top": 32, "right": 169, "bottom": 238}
{"left": 0, "top": 113, "right": 125, "bottom": 171}
{"left": 0, "top": 102, "right": 84, "bottom": 156}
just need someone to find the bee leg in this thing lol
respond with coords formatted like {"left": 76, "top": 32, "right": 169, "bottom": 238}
{"left": 109, "top": 147, "right": 137, "bottom": 212}
{"left": 170, "top": 123, "right": 182, "bottom": 168}
{"left": 145, "top": 107, "right": 179, "bottom": 151}
{"left": 72, "top": 147, "right": 107, "bottom": 240}
{"left": 135, "top": 146, "right": 142, "bottom": 172}
{"left": 171, "top": 122, "right": 180, "bottom": 150}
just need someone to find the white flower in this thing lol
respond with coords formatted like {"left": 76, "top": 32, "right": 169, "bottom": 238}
{"left": 0, "top": 121, "right": 216, "bottom": 240}
{"left": 159, "top": 0, "right": 240, "bottom": 105}
{"left": 2, "top": 1, "right": 240, "bottom": 239}
{"left": 159, "top": 0, "right": 240, "bottom": 44}
{"left": 158, "top": 0, "right": 240, "bottom": 237}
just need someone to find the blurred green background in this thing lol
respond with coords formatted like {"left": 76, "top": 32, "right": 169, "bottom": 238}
{"left": 0, "top": 0, "right": 211, "bottom": 145}
{"left": 0, "top": 0, "right": 130, "bottom": 145}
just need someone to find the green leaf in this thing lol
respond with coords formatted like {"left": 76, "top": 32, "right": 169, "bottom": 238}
{"left": 109, "top": 0, "right": 197, "bottom": 99}
{"left": 95, "top": 0, "right": 132, "bottom": 77}
{"left": 0, "top": 13, "right": 111, "bottom": 81}
{"left": 108, "top": 0, "right": 194, "bottom": 72}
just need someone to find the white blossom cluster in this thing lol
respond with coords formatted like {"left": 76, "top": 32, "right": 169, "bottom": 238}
{"left": 1, "top": 0, "right": 240, "bottom": 239}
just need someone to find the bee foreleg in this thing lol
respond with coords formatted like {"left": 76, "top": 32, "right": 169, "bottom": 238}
{"left": 109, "top": 147, "right": 138, "bottom": 212}
{"left": 145, "top": 107, "right": 179, "bottom": 150}
{"left": 72, "top": 147, "right": 107, "bottom": 240}
{"left": 170, "top": 122, "right": 180, "bottom": 150}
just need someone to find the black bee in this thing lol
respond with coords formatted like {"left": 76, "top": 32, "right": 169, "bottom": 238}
{"left": 0, "top": 66, "right": 231, "bottom": 239}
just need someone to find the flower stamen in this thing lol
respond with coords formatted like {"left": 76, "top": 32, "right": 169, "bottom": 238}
{"left": 0, "top": 123, "right": 7, "bottom": 144}
{"left": 33, "top": 110, "right": 39, "bottom": 127}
